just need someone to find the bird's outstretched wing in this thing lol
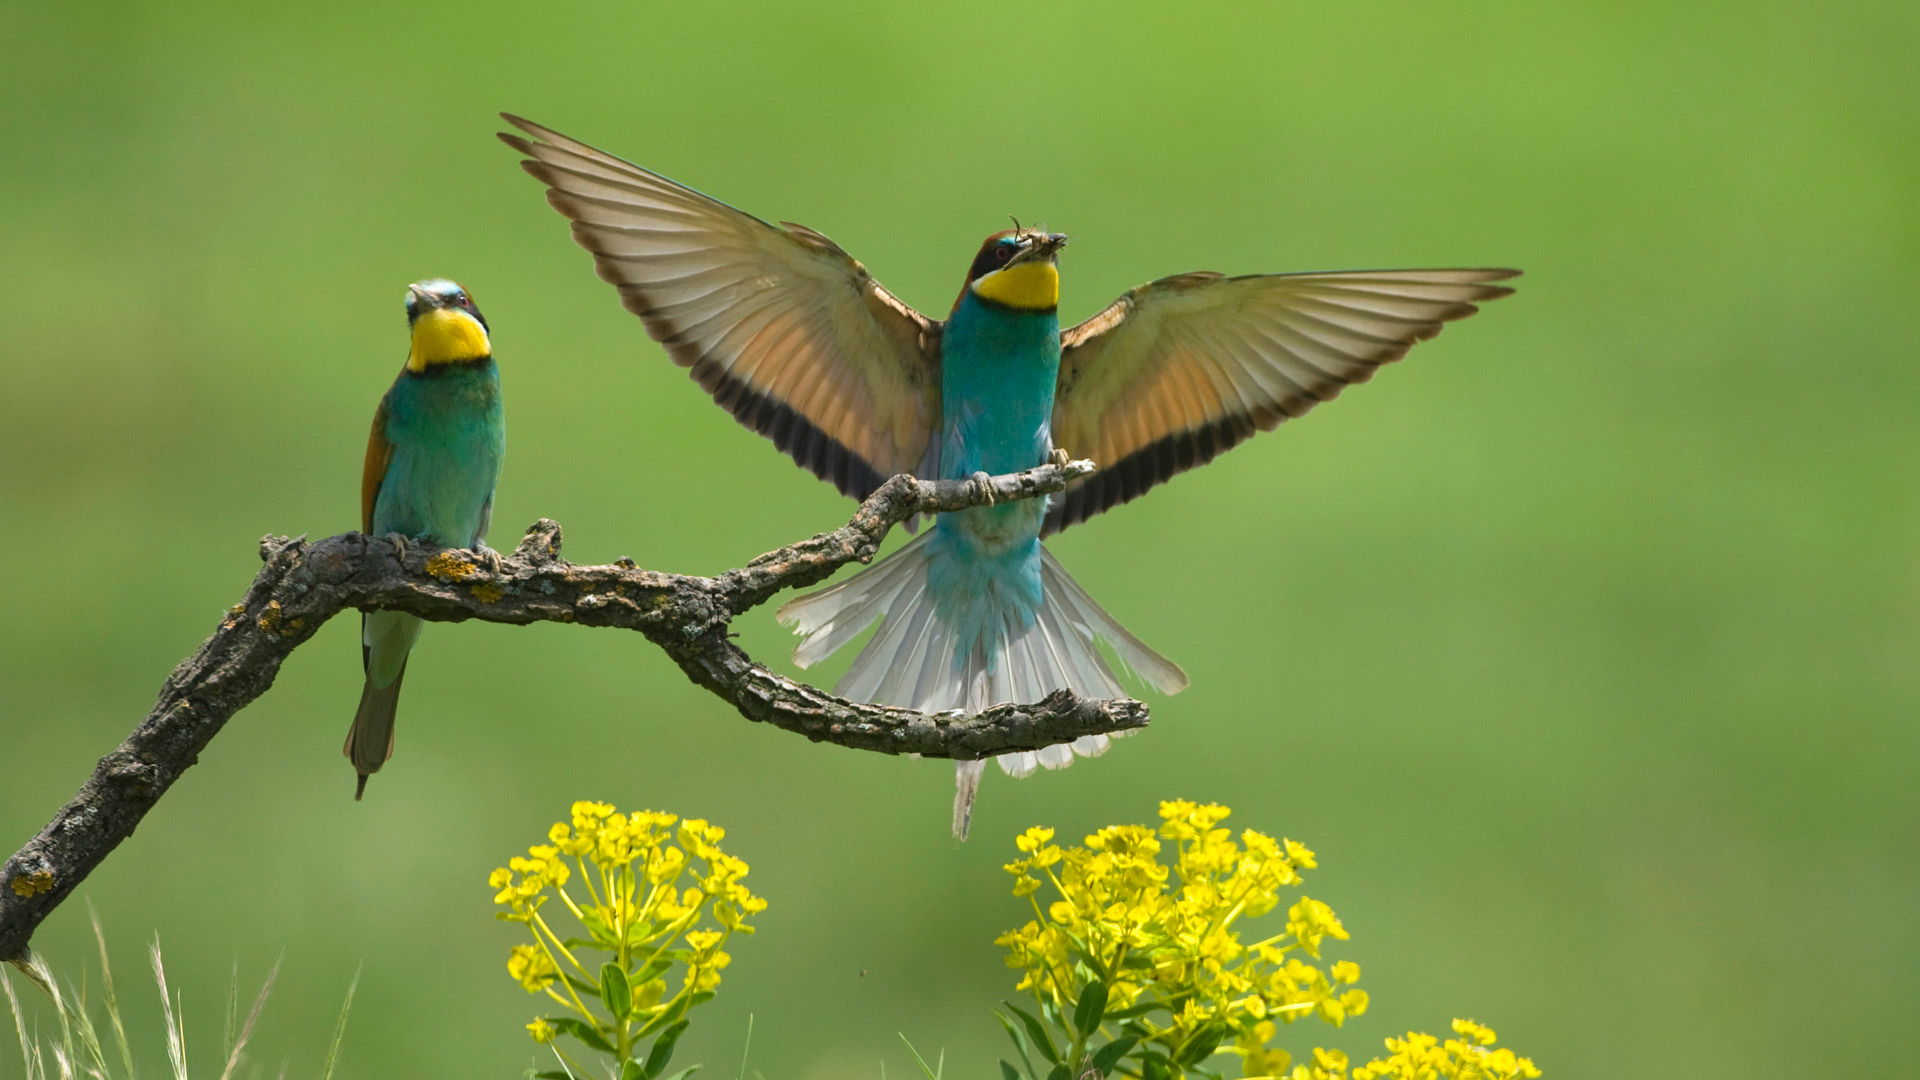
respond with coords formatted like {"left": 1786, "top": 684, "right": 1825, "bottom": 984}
{"left": 1047, "top": 268, "right": 1518, "bottom": 533}
{"left": 501, "top": 115, "right": 942, "bottom": 499}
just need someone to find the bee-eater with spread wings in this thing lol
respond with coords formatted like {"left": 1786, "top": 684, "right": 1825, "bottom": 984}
{"left": 500, "top": 116, "right": 1515, "bottom": 835}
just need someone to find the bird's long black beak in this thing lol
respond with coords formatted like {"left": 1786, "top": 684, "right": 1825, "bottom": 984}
{"left": 1011, "top": 232, "right": 1069, "bottom": 265}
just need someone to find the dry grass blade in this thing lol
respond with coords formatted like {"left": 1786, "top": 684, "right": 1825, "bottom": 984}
{"left": 217, "top": 956, "right": 279, "bottom": 1080}
{"left": 29, "top": 954, "right": 80, "bottom": 1080}
{"left": 224, "top": 959, "right": 239, "bottom": 1071}
{"left": 52, "top": 965, "right": 113, "bottom": 1080}
{"left": 5, "top": 965, "right": 47, "bottom": 1080}
{"left": 317, "top": 965, "right": 358, "bottom": 1080}
{"left": 149, "top": 938, "right": 188, "bottom": 1080}
{"left": 88, "top": 908, "right": 134, "bottom": 1078}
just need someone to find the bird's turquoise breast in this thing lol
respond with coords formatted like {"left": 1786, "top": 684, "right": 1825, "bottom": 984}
{"left": 924, "top": 292, "right": 1060, "bottom": 667}
{"left": 373, "top": 361, "right": 504, "bottom": 546}
{"left": 938, "top": 291, "right": 1061, "bottom": 485}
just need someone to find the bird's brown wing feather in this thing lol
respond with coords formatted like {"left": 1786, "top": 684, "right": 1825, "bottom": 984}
{"left": 501, "top": 115, "right": 942, "bottom": 499}
{"left": 1047, "top": 268, "right": 1519, "bottom": 533}
{"left": 361, "top": 397, "right": 394, "bottom": 534}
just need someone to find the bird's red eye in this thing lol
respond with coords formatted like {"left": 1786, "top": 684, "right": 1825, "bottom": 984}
{"left": 996, "top": 245, "right": 1014, "bottom": 263}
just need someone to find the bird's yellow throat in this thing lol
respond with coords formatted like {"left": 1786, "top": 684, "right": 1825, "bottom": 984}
{"left": 407, "top": 308, "right": 491, "bottom": 370}
{"left": 973, "top": 261, "right": 1059, "bottom": 311}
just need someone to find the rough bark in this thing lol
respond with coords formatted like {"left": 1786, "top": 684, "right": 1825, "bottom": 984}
{"left": 1, "top": 460, "right": 1145, "bottom": 962}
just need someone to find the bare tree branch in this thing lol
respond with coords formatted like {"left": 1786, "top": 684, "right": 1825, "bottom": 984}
{"left": 1, "top": 460, "right": 1146, "bottom": 962}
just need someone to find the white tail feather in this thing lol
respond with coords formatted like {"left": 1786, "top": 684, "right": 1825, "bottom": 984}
{"left": 777, "top": 535, "right": 1186, "bottom": 838}
{"left": 1038, "top": 549, "right": 1191, "bottom": 696}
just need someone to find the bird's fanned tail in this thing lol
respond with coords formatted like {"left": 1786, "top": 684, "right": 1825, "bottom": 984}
{"left": 777, "top": 537, "right": 1186, "bottom": 838}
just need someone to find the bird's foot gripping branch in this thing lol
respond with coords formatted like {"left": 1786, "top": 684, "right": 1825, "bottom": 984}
{"left": 0, "top": 459, "right": 1145, "bottom": 964}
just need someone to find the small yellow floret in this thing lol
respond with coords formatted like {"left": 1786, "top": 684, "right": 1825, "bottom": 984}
{"left": 506, "top": 944, "right": 555, "bottom": 992}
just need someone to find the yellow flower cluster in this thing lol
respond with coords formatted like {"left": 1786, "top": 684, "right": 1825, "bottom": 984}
{"left": 997, "top": 801, "right": 1366, "bottom": 1078}
{"left": 507, "top": 943, "right": 557, "bottom": 992}
{"left": 1293, "top": 1020, "right": 1539, "bottom": 1080}
{"left": 488, "top": 800, "right": 767, "bottom": 1069}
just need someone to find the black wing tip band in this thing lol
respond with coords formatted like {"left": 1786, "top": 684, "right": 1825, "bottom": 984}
{"left": 701, "top": 366, "right": 888, "bottom": 502}
{"left": 1045, "top": 411, "right": 1258, "bottom": 535}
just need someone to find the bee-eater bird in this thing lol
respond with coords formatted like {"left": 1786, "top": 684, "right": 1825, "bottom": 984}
{"left": 346, "top": 279, "right": 505, "bottom": 799}
{"left": 500, "top": 116, "right": 1516, "bottom": 835}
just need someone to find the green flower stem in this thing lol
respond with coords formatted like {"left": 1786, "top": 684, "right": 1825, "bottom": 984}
{"left": 572, "top": 857, "right": 602, "bottom": 913}
{"left": 531, "top": 907, "right": 589, "bottom": 977}
{"left": 615, "top": 869, "right": 634, "bottom": 1065}
{"left": 529, "top": 910, "right": 598, "bottom": 1023}
{"left": 556, "top": 876, "right": 593, "bottom": 929}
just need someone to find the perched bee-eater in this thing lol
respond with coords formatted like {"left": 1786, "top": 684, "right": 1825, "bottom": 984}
{"left": 500, "top": 116, "right": 1515, "bottom": 835}
{"left": 346, "top": 279, "right": 505, "bottom": 798}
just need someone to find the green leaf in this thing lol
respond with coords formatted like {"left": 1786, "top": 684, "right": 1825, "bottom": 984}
{"left": 1174, "top": 1025, "right": 1226, "bottom": 1067}
{"left": 562, "top": 972, "right": 603, "bottom": 998}
{"left": 1065, "top": 943, "right": 1109, "bottom": 978}
{"left": 644, "top": 1020, "right": 690, "bottom": 1078}
{"left": 1136, "top": 1050, "right": 1174, "bottom": 1075}
{"left": 635, "top": 955, "right": 675, "bottom": 983}
{"left": 636, "top": 990, "right": 714, "bottom": 1039}
{"left": 1005, "top": 1004, "right": 1060, "bottom": 1065}
{"left": 1103, "top": 1002, "right": 1168, "bottom": 1021}
{"left": 577, "top": 909, "right": 616, "bottom": 945}
{"left": 1001, "top": 1061, "right": 1024, "bottom": 1080}
{"left": 994, "top": 1009, "right": 1039, "bottom": 1080}
{"left": 1090, "top": 1035, "right": 1140, "bottom": 1074}
{"left": 1045, "top": 1063, "right": 1070, "bottom": 1080}
{"left": 655, "top": 1066, "right": 703, "bottom": 1080}
{"left": 994, "top": 1011, "right": 1027, "bottom": 1056}
{"left": 531, "top": 1072, "right": 573, "bottom": 1079}
{"left": 1140, "top": 1053, "right": 1170, "bottom": 1080}
{"left": 898, "top": 1034, "right": 944, "bottom": 1080}
{"left": 551, "top": 1017, "right": 617, "bottom": 1055}
{"left": 624, "top": 1061, "right": 648, "bottom": 1080}
{"left": 1073, "top": 982, "right": 1107, "bottom": 1037}
{"left": 602, "top": 963, "right": 634, "bottom": 1021}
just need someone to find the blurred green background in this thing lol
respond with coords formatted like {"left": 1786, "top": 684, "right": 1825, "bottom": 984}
{"left": 4, "top": 0, "right": 1916, "bottom": 1076}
